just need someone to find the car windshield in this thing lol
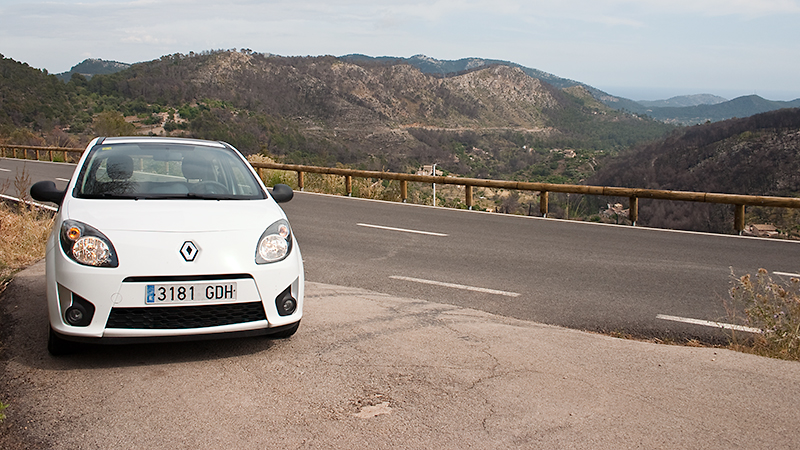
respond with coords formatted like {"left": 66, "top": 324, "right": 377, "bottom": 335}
{"left": 73, "top": 142, "right": 267, "bottom": 200}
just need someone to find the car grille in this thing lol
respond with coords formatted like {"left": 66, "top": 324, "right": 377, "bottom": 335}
{"left": 106, "top": 302, "right": 267, "bottom": 329}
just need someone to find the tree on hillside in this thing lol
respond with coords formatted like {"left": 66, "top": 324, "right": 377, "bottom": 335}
{"left": 92, "top": 111, "right": 135, "bottom": 136}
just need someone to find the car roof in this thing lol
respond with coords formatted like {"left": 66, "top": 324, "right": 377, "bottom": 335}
{"left": 97, "top": 136, "right": 228, "bottom": 149}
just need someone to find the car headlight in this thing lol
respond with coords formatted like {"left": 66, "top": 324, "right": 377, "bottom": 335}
{"left": 60, "top": 220, "right": 119, "bottom": 267}
{"left": 256, "top": 219, "right": 293, "bottom": 264}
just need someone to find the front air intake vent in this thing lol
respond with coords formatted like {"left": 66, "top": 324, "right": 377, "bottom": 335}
{"left": 106, "top": 302, "right": 266, "bottom": 329}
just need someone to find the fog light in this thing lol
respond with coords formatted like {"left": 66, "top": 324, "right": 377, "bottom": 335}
{"left": 275, "top": 286, "right": 297, "bottom": 316}
{"left": 64, "top": 294, "right": 95, "bottom": 327}
{"left": 65, "top": 305, "right": 86, "bottom": 325}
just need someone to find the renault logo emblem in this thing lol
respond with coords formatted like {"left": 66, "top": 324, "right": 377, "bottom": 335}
{"left": 180, "top": 241, "right": 199, "bottom": 262}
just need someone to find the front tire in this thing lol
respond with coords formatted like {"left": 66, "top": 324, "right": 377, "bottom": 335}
{"left": 269, "top": 321, "right": 300, "bottom": 339}
{"left": 47, "top": 327, "right": 75, "bottom": 356}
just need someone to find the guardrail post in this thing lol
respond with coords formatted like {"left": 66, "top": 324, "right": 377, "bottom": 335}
{"left": 540, "top": 191, "right": 548, "bottom": 217}
{"left": 63, "top": 150, "right": 68, "bottom": 162}
{"left": 465, "top": 184, "right": 473, "bottom": 210}
{"left": 734, "top": 204, "right": 745, "bottom": 235}
{"left": 35, "top": 149, "right": 40, "bottom": 160}
{"left": 401, "top": 180, "right": 408, "bottom": 203}
{"left": 48, "top": 149, "right": 53, "bottom": 161}
{"left": 629, "top": 197, "right": 639, "bottom": 226}
{"left": 297, "top": 171, "right": 304, "bottom": 191}
{"left": 345, "top": 175, "right": 352, "bottom": 196}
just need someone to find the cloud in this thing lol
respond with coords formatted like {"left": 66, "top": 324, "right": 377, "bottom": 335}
{"left": 634, "top": 0, "right": 800, "bottom": 17}
{"left": 1, "top": 0, "right": 799, "bottom": 99}
{"left": 120, "top": 33, "right": 175, "bottom": 45}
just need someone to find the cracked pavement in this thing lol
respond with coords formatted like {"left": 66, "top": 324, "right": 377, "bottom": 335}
{"left": 2, "top": 260, "right": 800, "bottom": 449}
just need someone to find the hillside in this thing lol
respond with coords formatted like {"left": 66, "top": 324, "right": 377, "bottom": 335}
{"left": 0, "top": 54, "right": 79, "bottom": 141}
{"left": 588, "top": 108, "right": 800, "bottom": 234}
{"left": 341, "top": 54, "right": 650, "bottom": 118}
{"left": 55, "top": 58, "right": 131, "bottom": 82}
{"left": 48, "top": 53, "right": 800, "bottom": 127}
{"left": 341, "top": 54, "right": 584, "bottom": 89}
{"left": 0, "top": 50, "right": 673, "bottom": 182}
{"left": 637, "top": 94, "right": 727, "bottom": 108}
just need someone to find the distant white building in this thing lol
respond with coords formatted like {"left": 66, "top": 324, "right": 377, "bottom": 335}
{"left": 417, "top": 165, "right": 443, "bottom": 176}
{"left": 743, "top": 224, "right": 780, "bottom": 238}
{"left": 600, "top": 203, "right": 629, "bottom": 219}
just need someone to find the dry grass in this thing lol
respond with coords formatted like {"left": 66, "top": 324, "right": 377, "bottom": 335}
{"left": 247, "top": 155, "right": 404, "bottom": 202}
{"left": 725, "top": 269, "right": 800, "bottom": 361}
{"left": 0, "top": 203, "right": 53, "bottom": 287}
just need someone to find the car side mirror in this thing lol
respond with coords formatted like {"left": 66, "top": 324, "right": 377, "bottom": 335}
{"left": 31, "top": 180, "right": 66, "bottom": 206}
{"left": 270, "top": 184, "right": 294, "bottom": 203}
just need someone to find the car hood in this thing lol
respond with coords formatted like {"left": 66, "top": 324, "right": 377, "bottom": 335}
{"left": 62, "top": 198, "right": 287, "bottom": 232}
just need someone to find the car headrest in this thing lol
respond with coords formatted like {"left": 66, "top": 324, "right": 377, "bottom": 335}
{"left": 106, "top": 154, "right": 134, "bottom": 180}
{"left": 181, "top": 153, "right": 209, "bottom": 180}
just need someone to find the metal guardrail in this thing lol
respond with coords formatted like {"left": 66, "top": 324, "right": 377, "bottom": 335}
{"left": 0, "top": 144, "right": 84, "bottom": 163}
{"left": 250, "top": 161, "right": 800, "bottom": 233}
{"left": 3, "top": 145, "right": 799, "bottom": 233}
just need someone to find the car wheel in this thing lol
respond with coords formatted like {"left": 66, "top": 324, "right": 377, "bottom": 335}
{"left": 47, "top": 327, "right": 75, "bottom": 356}
{"left": 269, "top": 321, "right": 300, "bottom": 339}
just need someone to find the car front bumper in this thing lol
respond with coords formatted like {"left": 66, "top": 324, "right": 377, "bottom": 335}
{"left": 45, "top": 229, "right": 304, "bottom": 342}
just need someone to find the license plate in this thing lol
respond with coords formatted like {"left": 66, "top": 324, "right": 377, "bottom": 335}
{"left": 145, "top": 282, "right": 237, "bottom": 304}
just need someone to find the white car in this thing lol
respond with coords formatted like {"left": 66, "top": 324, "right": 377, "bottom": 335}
{"left": 31, "top": 136, "right": 303, "bottom": 355}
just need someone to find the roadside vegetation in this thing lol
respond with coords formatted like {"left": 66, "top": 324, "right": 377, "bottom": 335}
{"left": 0, "top": 176, "right": 55, "bottom": 424}
{"left": 0, "top": 202, "right": 53, "bottom": 287}
{"left": 727, "top": 269, "right": 800, "bottom": 361}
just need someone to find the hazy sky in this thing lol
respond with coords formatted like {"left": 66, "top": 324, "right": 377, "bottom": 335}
{"left": 2, "top": 0, "right": 799, "bottom": 101}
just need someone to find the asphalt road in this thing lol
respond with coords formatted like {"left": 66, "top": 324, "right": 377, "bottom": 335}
{"left": 281, "top": 192, "right": 800, "bottom": 342}
{"left": 0, "top": 157, "right": 74, "bottom": 200}
{"left": 8, "top": 157, "right": 800, "bottom": 342}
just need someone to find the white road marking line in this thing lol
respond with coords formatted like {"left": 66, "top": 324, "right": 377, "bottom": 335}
{"left": 56, "top": 178, "right": 70, "bottom": 182}
{"left": 357, "top": 223, "right": 448, "bottom": 237}
{"left": 656, "top": 314, "right": 760, "bottom": 333}
{"left": 0, "top": 193, "right": 57, "bottom": 211}
{"left": 0, "top": 168, "right": 10, "bottom": 172}
{"left": 390, "top": 275, "right": 521, "bottom": 297}
{"left": 773, "top": 271, "right": 800, "bottom": 278}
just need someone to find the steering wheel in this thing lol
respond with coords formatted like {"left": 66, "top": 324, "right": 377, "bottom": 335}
{"left": 190, "top": 181, "right": 230, "bottom": 195}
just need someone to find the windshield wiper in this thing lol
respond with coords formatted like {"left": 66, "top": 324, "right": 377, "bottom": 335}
{"left": 80, "top": 193, "right": 141, "bottom": 200}
{"left": 185, "top": 193, "right": 240, "bottom": 200}
{"left": 79, "top": 192, "right": 243, "bottom": 200}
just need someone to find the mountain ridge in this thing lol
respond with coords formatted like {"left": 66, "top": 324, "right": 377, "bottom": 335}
{"left": 637, "top": 94, "right": 728, "bottom": 108}
{"left": 642, "top": 95, "right": 800, "bottom": 125}
{"left": 54, "top": 58, "right": 131, "bottom": 81}
{"left": 337, "top": 54, "right": 800, "bottom": 123}
{"left": 52, "top": 54, "right": 800, "bottom": 125}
